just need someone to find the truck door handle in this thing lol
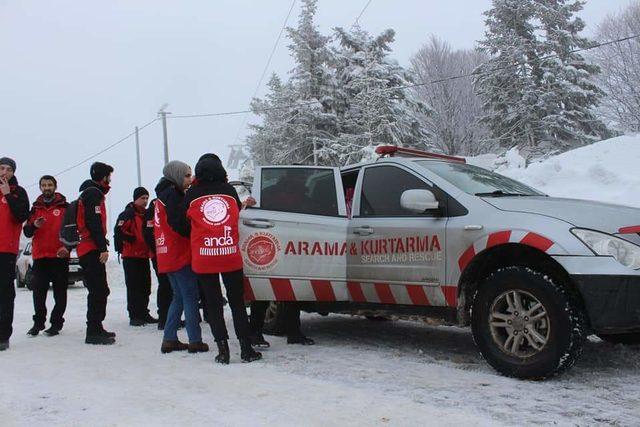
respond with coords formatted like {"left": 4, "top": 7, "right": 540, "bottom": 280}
{"left": 353, "top": 226, "right": 374, "bottom": 236}
{"left": 243, "top": 219, "right": 274, "bottom": 229}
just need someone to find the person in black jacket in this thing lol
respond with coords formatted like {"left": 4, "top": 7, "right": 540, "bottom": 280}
{"left": 143, "top": 192, "right": 173, "bottom": 330}
{"left": 77, "top": 162, "right": 116, "bottom": 345}
{"left": 0, "top": 157, "right": 29, "bottom": 351}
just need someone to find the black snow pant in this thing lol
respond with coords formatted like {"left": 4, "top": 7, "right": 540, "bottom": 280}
{"left": 152, "top": 258, "right": 172, "bottom": 326}
{"left": 79, "top": 250, "right": 110, "bottom": 334}
{"left": 122, "top": 257, "right": 151, "bottom": 320}
{"left": 32, "top": 258, "right": 69, "bottom": 328}
{"left": 199, "top": 269, "right": 250, "bottom": 342}
{"left": 250, "top": 300, "right": 303, "bottom": 338}
{"left": 0, "top": 253, "right": 17, "bottom": 342}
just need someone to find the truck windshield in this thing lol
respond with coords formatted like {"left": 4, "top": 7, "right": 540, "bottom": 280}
{"left": 417, "top": 161, "right": 545, "bottom": 197}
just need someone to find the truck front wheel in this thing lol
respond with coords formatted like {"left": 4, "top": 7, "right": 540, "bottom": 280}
{"left": 471, "top": 266, "right": 587, "bottom": 379}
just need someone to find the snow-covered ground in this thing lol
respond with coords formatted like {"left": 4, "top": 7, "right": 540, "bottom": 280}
{"left": 468, "top": 134, "right": 640, "bottom": 208}
{"left": 4, "top": 136, "right": 640, "bottom": 426}
{"left": 2, "top": 262, "right": 640, "bottom": 426}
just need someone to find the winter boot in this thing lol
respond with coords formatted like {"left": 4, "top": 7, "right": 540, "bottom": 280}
{"left": 44, "top": 325, "right": 62, "bottom": 336}
{"left": 143, "top": 314, "right": 159, "bottom": 324}
{"left": 250, "top": 333, "right": 271, "bottom": 348}
{"left": 161, "top": 340, "right": 188, "bottom": 354}
{"left": 100, "top": 325, "right": 117, "bottom": 338}
{"left": 129, "top": 318, "right": 146, "bottom": 327}
{"left": 0, "top": 340, "right": 9, "bottom": 351}
{"left": 215, "top": 340, "right": 230, "bottom": 365}
{"left": 287, "top": 335, "right": 315, "bottom": 346}
{"left": 240, "top": 339, "right": 262, "bottom": 363}
{"left": 188, "top": 342, "right": 210, "bottom": 354}
{"left": 27, "top": 323, "right": 45, "bottom": 336}
{"left": 85, "top": 331, "right": 116, "bottom": 345}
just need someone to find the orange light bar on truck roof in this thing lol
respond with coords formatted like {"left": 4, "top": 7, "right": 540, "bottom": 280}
{"left": 375, "top": 145, "right": 466, "bottom": 163}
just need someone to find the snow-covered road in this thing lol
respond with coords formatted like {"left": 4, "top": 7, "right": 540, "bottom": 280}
{"left": 2, "top": 262, "right": 639, "bottom": 426}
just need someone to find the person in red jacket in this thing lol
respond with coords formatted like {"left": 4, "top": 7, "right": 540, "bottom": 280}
{"left": 143, "top": 195, "right": 173, "bottom": 330}
{"left": 23, "top": 175, "right": 69, "bottom": 337}
{"left": 184, "top": 155, "right": 261, "bottom": 364}
{"left": 0, "top": 157, "right": 29, "bottom": 351}
{"left": 156, "top": 161, "right": 208, "bottom": 355}
{"left": 114, "top": 187, "right": 158, "bottom": 327}
{"left": 77, "top": 162, "right": 116, "bottom": 345}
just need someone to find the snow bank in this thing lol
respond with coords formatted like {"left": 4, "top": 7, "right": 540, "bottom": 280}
{"left": 468, "top": 134, "right": 640, "bottom": 208}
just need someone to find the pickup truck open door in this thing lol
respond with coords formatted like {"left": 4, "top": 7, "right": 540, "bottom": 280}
{"left": 239, "top": 166, "right": 350, "bottom": 303}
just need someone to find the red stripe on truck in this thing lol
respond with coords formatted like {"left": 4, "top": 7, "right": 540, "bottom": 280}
{"left": 270, "top": 278, "right": 296, "bottom": 301}
{"left": 311, "top": 280, "right": 336, "bottom": 302}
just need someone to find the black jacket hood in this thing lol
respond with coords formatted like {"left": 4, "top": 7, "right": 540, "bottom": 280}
{"left": 154, "top": 177, "right": 175, "bottom": 197}
{"left": 195, "top": 157, "right": 227, "bottom": 183}
{"left": 79, "top": 179, "right": 109, "bottom": 195}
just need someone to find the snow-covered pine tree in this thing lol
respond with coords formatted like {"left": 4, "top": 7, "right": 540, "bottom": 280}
{"left": 284, "top": 0, "right": 338, "bottom": 165}
{"left": 474, "top": 0, "right": 544, "bottom": 157}
{"left": 475, "top": 0, "right": 610, "bottom": 159}
{"left": 534, "top": 0, "right": 610, "bottom": 153}
{"left": 246, "top": 74, "right": 304, "bottom": 165}
{"left": 331, "top": 26, "right": 431, "bottom": 165}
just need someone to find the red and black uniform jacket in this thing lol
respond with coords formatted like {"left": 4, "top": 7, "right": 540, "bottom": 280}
{"left": 143, "top": 198, "right": 158, "bottom": 259}
{"left": 114, "top": 202, "right": 150, "bottom": 259}
{"left": 0, "top": 176, "right": 29, "bottom": 255}
{"left": 154, "top": 178, "right": 191, "bottom": 274}
{"left": 23, "top": 193, "right": 68, "bottom": 260}
{"left": 77, "top": 179, "right": 109, "bottom": 257}
{"left": 183, "top": 179, "right": 243, "bottom": 274}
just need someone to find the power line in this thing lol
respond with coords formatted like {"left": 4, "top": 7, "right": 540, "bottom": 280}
{"left": 34, "top": 32, "right": 640, "bottom": 188}
{"left": 169, "top": 33, "right": 640, "bottom": 120}
{"left": 351, "top": 0, "right": 373, "bottom": 29}
{"left": 27, "top": 117, "right": 158, "bottom": 189}
{"left": 228, "top": 0, "right": 297, "bottom": 147}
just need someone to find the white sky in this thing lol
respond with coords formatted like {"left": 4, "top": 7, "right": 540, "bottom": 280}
{"left": 0, "top": 0, "right": 629, "bottom": 225}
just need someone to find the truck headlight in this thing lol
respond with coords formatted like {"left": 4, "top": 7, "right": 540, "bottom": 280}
{"left": 571, "top": 228, "right": 640, "bottom": 270}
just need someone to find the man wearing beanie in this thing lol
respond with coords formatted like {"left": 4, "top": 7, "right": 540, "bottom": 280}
{"left": 155, "top": 161, "right": 208, "bottom": 354}
{"left": 77, "top": 161, "right": 116, "bottom": 345}
{"left": 0, "top": 157, "right": 29, "bottom": 351}
{"left": 184, "top": 155, "right": 262, "bottom": 364}
{"left": 114, "top": 187, "right": 157, "bottom": 326}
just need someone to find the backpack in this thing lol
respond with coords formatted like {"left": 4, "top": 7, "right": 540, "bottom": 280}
{"left": 59, "top": 199, "right": 80, "bottom": 248}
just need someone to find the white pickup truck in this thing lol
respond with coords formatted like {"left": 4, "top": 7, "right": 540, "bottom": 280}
{"left": 236, "top": 146, "right": 640, "bottom": 379}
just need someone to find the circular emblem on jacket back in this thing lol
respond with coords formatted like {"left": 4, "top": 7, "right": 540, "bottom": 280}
{"left": 202, "top": 196, "right": 230, "bottom": 225}
{"left": 53, "top": 209, "right": 60, "bottom": 217}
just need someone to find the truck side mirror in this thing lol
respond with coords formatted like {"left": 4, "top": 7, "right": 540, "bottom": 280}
{"left": 400, "top": 189, "right": 440, "bottom": 214}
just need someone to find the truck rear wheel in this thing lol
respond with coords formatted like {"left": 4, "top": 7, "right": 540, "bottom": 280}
{"left": 471, "top": 266, "right": 587, "bottom": 379}
{"left": 597, "top": 333, "right": 640, "bottom": 345}
{"left": 262, "top": 302, "right": 287, "bottom": 336}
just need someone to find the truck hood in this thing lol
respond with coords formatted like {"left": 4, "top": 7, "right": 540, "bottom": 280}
{"left": 482, "top": 196, "right": 640, "bottom": 235}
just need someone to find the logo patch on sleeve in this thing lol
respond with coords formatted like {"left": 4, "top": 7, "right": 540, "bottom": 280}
{"left": 95, "top": 206, "right": 102, "bottom": 214}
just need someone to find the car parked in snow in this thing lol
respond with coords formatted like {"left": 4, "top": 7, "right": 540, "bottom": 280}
{"left": 15, "top": 242, "right": 86, "bottom": 290}
{"left": 234, "top": 146, "right": 640, "bottom": 379}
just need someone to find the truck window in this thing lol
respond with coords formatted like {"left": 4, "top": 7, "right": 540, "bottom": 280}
{"left": 359, "top": 166, "right": 436, "bottom": 217}
{"left": 261, "top": 168, "right": 339, "bottom": 216}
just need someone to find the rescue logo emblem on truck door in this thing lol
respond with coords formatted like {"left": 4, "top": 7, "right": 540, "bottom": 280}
{"left": 242, "top": 232, "right": 281, "bottom": 271}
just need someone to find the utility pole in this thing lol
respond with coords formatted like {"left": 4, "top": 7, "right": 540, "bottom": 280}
{"left": 158, "top": 104, "right": 170, "bottom": 165}
{"left": 135, "top": 126, "right": 142, "bottom": 187}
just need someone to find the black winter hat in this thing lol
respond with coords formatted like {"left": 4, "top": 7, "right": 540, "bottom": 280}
{"left": 195, "top": 157, "right": 227, "bottom": 182}
{"left": 90, "top": 162, "right": 114, "bottom": 182}
{"left": 133, "top": 187, "right": 149, "bottom": 201}
{"left": 0, "top": 157, "right": 16, "bottom": 172}
{"left": 198, "top": 153, "right": 222, "bottom": 163}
